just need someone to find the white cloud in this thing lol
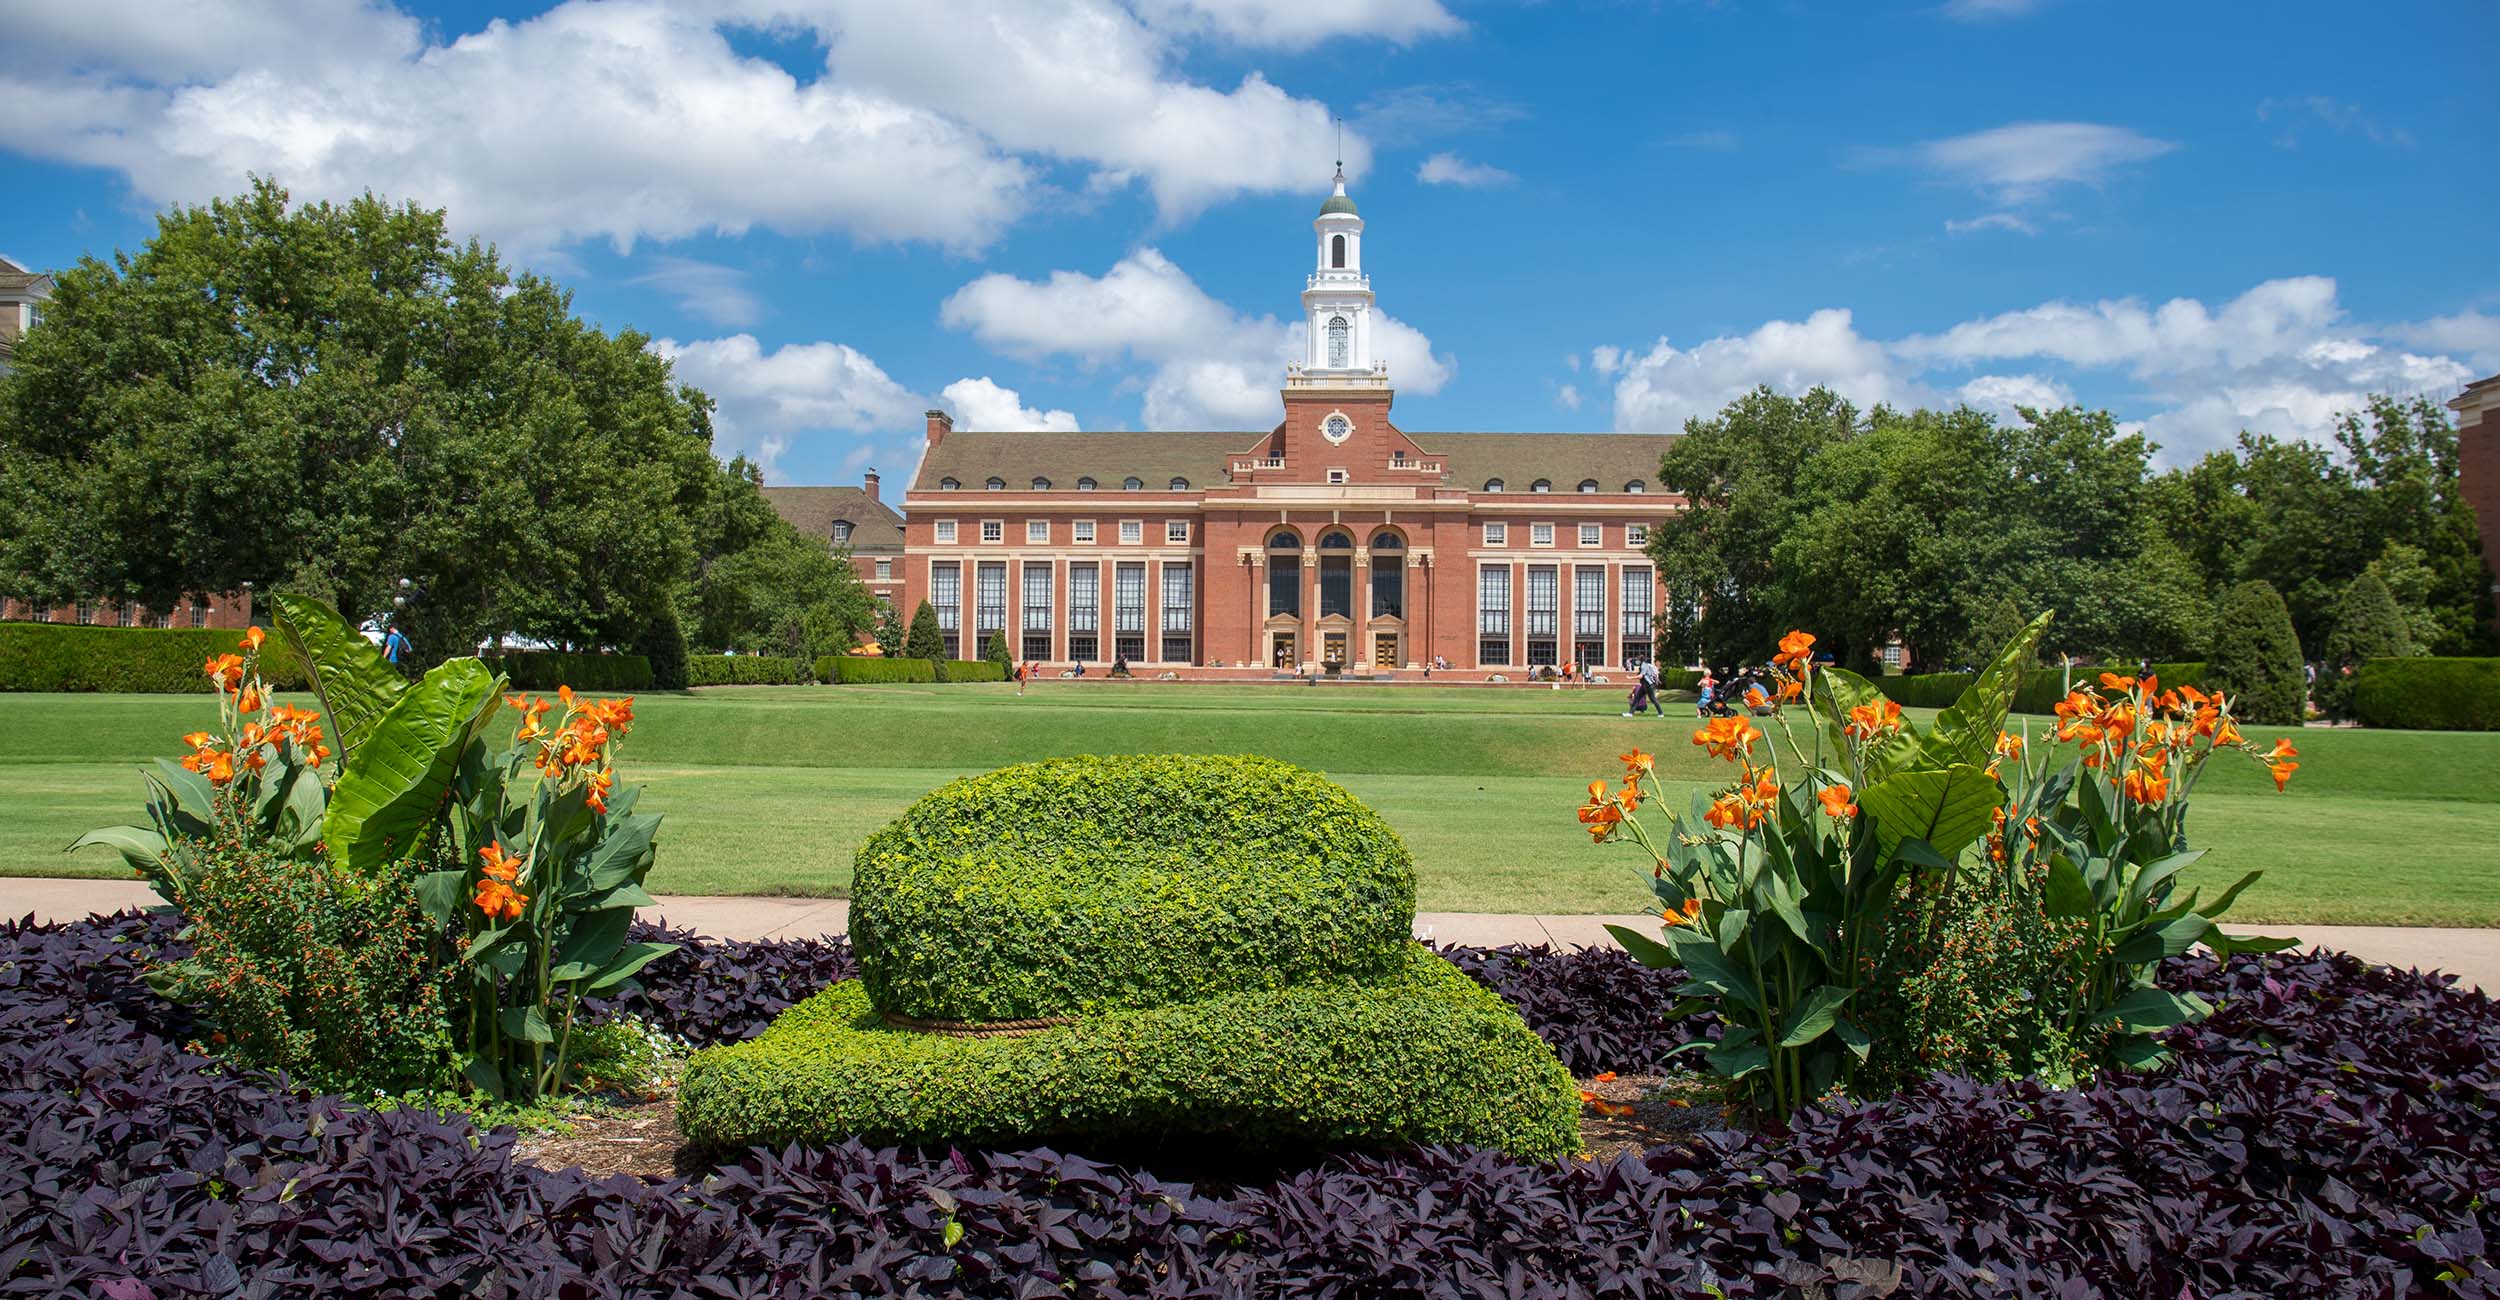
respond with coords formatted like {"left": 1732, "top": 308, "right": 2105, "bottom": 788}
{"left": 1556, "top": 383, "right": 1581, "bottom": 411}
{"left": 1352, "top": 84, "right": 1528, "bottom": 146}
{"left": 0, "top": 0, "right": 1400, "bottom": 254}
{"left": 2389, "top": 310, "right": 2500, "bottom": 371}
{"left": 940, "top": 246, "right": 1453, "bottom": 428}
{"left": 1589, "top": 345, "right": 1622, "bottom": 376}
{"left": 1874, "top": 121, "right": 2176, "bottom": 205}
{"left": 1125, "top": 0, "right": 1461, "bottom": 48}
{"left": 1598, "top": 276, "right": 2480, "bottom": 460}
{"left": 1612, "top": 309, "right": 1914, "bottom": 433}
{"left": 1416, "top": 152, "right": 1515, "bottom": 187}
{"left": 628, "top": 256, "right": 765, "bottom": 329}
{"left": 2259, "top": 96, "right": 2414, "bottom": 150}
{"left": 940, "top": 377, "right": 1081, "bottom": 432}
{"left": 1944, "top": 212, "right": 2038, "bottom": 237}
{"left": 653, "top": 333, "right": 923, "bottom": 479}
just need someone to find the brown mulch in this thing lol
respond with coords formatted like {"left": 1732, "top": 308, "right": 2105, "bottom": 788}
{"left": 509, "top": 1072, "right": 1737, "bottom": 1181}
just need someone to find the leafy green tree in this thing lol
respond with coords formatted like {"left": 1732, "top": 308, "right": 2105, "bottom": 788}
{"left": 2208, "top": 580, "right": 2307, "bottom": 725}
{"left": 1965, "top": 596, "right": 2031, "bottom": 672}
{"left": 2316, "top": 570, "right": 2413, "bottom": 720}
{"left": 904, "top": 601, "right": 946, "bottom": 661}
{"left": 639, "top": 608, "right": 690, "bottom": 691}
{"left": 873, "top": 601, "right": 907, "bottom": 659}
{"left": 688, "top": 516, "right": 874, "bottom": 657}
{"left": 984, "top": 630, "right": 1013, "bottom": 672}
{"left": 0, "top": 180, "right": 725, "bottom": 663}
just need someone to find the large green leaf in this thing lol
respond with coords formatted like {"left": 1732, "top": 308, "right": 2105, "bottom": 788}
{"left": 1777, "top": 984, "right": 1855, "bottom": 1048}
{"left": 1859, "top": 763, "right": 2002, "bottom": 859}
{"left": 2094, "top": 985, "right": 2211, "bottom": 1031}
{"left": 1604, "top": 923, "right": 1679, "bottom": 970}
{"left": 67, "top": 825, "right": 167, "bottom": 873}
{"left": 273, "top": 592, "right": 408, "bottom": 761}
{"left": 1810, "top": 667, "right": 1916, "bottom": 778}
{"left": 1898, "top": 610, "right": 2052, "bottom": 774}
{"left": 2113, "top": 915, "right": 2213, "bottom": 964}
{"left": 322, "top": 658, "right": 502, "bottom": 876}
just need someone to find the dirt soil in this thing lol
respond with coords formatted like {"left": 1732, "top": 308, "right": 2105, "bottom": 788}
{"left": 512, "top": 1073, "right": 1735, "bottom": 1182}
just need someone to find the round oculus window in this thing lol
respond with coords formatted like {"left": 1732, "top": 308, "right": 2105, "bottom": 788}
{"left": 1322, "top": 413, "right": 1353, "bottom": 443}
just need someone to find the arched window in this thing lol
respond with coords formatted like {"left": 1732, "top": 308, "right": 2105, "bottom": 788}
{"left": 1371, "top": 534, "right": 1404, "bottom": 618}
{"left": 1077, "top": 477, "right": 1097, "bottom": 491}
{"left": 939, "top": 477, "right": 960, "bottom": 490}
{"left": 832, "top": 521, "right": 854, "bottom": 543}
{"left": 1577, "top": 479, "right": 1598, "bottom": 494}
{"left": 1531, "top": 479, "right": 1552, "bottom": 493}
{"left": 1331, "top": 234, "right": 1346, "bottom": 269}
{"left": 985, "top": 476, "right": 1005, "bottom": 491}
{"left": 1483, "top": 478, "right": 1505, "bottom": 493}
{"left": 1266, "top": 528, "right": 1302, "bottom": 551}
{"left": 1369, "top": 530, "right": 1403, "bottom": 551}
{"left": 1031, "top": 476, "right": 1051, "bottom": 490}
{"left": 1169, "top": 477, "right": 1189, "bottom": 491}
{"left": 1123, "top": 476, "right": 1143, "bottom": 491}
{"left": 1624, "top": 480, "right": 1646, "bottom": 494}
{"left": 1317, "top": 532, "right": 1355, "bottom": 617}
{"left": 1326, "top": 316, "right": 1350, "bottom": 368}
{"left": 1266, "top": 529, "right": 1301, "bottom": 617}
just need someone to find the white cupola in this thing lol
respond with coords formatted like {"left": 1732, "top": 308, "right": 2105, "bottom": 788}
{"left": 1299, "top": 163, "right": 1377, "bottom": 379}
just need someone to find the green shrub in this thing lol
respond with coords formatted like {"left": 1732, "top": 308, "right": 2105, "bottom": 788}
{"left": 821, "top": 655, "right": 938, "bottom": 684}
{"left": 936, "top": 658, "right": 1007, "bottom": 683}
{"left": 2208, "top": 581, "right": 2306, "bottom": 725}
{"left": 903, "top": 601, "right": 945, "bottom": 661}
{"left": 639, "top": 610, "right": 690, "bottom": 691}
{"left": 1658, "top": 667, "right": 1702, "bottom": 691}
{"left": 685, "top": 654, "right": 813, "bottom": 686}
{"left": 147, "top": 844, "right": 457, "bottom": 1094}
{"left": 0, "top": 623, "right": 307, "bottom": 692}
{"left": 1873, "top": 672, "right": 1974, "bottom": 710}
{"left": 677, "top": 945, "right": 1580, "bottom": 1159}
{"left": 983, "top": 629, "right": 1013, "bottom": 672}
{"left": 2317, "top": 571, "right": 2413, "bottom": 720}
{"left": 1859, "top": 866, "right": 2107, "bottom": 1094}
{"left": 479, "top": 651, "right": 654, "bottom": 692}
{"left": 2352, "top": 657, "right": 2500, "bottom": 731}
{"left": 852, "top": 755, "right": 1415, "bottom": 1021}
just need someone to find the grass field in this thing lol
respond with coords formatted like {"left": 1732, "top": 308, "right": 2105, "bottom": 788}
{"left": 4, "top": 682, "right": 2496, "bottom": 924}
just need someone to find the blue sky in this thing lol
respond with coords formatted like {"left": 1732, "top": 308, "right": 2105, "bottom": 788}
{"left": 3, "top": 0, "right": 2495, "bottom": 485}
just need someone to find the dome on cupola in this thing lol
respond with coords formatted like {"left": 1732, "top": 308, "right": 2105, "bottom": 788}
{"left": 1318, "top": 164, "right": 1358, "bottom": 217}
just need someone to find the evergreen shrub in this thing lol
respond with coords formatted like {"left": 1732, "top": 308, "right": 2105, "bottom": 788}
{"left": 2207, "top": 580, "right": 2306, "bottom": 725}
{"left": 937, "top": 658, "right": 1008, "bottom": 683}
{"left": 0, "top": 624, "right": 307, "bottom": 692}
{"left": 2351, "top": 657, "right": 2500, "bottom": 731}
{"left": 851, "top": 755, "right": 1414, "bottom": 1021}
{"left": 820, "top": 655, "right": 938, "bottom": 684}
{"left": 685, "top": 655, "right": 812, "bottom": 686}
{"left": 902, "top": 601, "right": 945, "bottom": 661}
{"left": 479, "top": 651, "right": 653, "bottom": 692}
{"left": 639, "top": 611, "right": 690, "bottom": 691}
{"left": 2317, "top": 571, "right": 2413, "bottom": 720}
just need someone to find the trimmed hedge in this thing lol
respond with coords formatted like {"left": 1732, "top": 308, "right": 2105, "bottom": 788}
{"left": 820, "top": 654, "right": 937, "bottom": 684}
{"left": 685, "top": 654, "right": 812, "bottom": 687}
{"left": 2352, "top": 656, "right": 2500, "bottom": 731}
{"left": 938, "top": 657, "right": 1008, "bottom": 683}
{"left": 478, "top": 650, "right": 653, "bottom": 692}
{"left": 0, "top": 623, "right": 307, "bottom": 692}
{"left": 1874, "top": 662, "right": 2211, "bottom": 714}
{"left": 852, "top": 755, "right": 1415, "bottom": 1021}
{"left": 676, "top": 945, "right": 1581, "bottom": 1159}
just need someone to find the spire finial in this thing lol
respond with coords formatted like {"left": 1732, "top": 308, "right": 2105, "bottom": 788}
{"left": 1333, "top": 116, "right": 1344, "bottom": 182}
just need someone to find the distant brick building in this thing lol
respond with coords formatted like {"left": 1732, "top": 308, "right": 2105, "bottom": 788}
{"left": 891, "top": 169, "right": 1682, "bottom": 675}
{"left": 761, "top": 476, "right": 905, "bottom": 609}
{"left": 2450, "top": 373, "right": 2500, "bottom": 636}
{"left": 0, "top": 253, "right": 50, "bottom": 379}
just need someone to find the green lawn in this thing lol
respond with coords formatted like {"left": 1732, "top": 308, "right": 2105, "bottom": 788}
{"left": 5, "top": 683, "right": 2496, "bottom": 924}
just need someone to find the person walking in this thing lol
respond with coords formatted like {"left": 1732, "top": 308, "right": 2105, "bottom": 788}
{"left": 382, "top": 622, "right": 413, "bottom": 676}
{"left": 1014, "top": 659, "right": 1028, "bottom": 696}
{"left": 1624, "top": 658, "right": 1665, "bottom": 717}
{"left": 1695, "top": 667, "right": 1719, "bottom": 718}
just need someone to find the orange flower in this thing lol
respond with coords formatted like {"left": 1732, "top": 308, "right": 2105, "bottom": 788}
{"left": 1619, "top": 748, "right": 1654, "bottom": 779}
{"left": 1593, "top": 1071, "right": 1618, "bottom": 1083}
{"left": 1692, "top": 715, "right": 1761, "bottom": 761}
{"left": 1777, "top": 677, "right": 1803, "bottom": 703}
{"left": 479, "top": 842, "right": 526, "bottom": 883}
{"left": 473, "top": 877, "right": 528, "bottom": 922}
{"left": 204, "top": 654, "right": 245, "bottom": 691}
{"left": 201, "top": 750, "right": 236, "bottom": 784}
{"left": 2098, "top": 671, "right": 2136, "bottom": 692}
{"left": 1843, "top": 699, "right": 1903, "bottom": 740}
{"left": 584, "top": 766, "right": 616, "bottom": 814}
{"left": 2121, "top": 753, "right": 2171, "bottom": 805}
{"left": 2263, "top": 738, "right": 2298, "bottom": 762}
{"left": 2269, "top": 759, "right": 2298, "bottom": 792}
{"left": 1993, "top": 731, "right": 2024, "bottom": 761}
{"left": 236, "top": 685, "right": 263, "bottom": 714}
{"left": 1774, "top": 629, "right": 1816, "bottom": 674}
{"left": 1661, "top": 898, "right": 1704, "bottom": 927}
{"left": 1578, "top": 781, "right": 1626, "bottom": 841}
{"left": 182, "top": 731, "right": 216, "bottom": 750}
{"left": 1817, "top": 783, "right": 1858, "bottom": 820}
{"left": 240, "top": 626, "right": 266, "bottom": 653}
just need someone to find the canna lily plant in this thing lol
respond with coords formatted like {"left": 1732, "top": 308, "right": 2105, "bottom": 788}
{"left": 1588, "top": 614, "right": 2297, "bottom": 1114}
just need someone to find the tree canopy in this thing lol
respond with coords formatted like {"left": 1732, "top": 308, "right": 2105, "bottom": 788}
{"left": 0, "top": 179, "right": 864, "bottom": 663}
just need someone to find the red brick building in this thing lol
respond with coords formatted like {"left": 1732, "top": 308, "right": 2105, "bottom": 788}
{"left": 0, "top": 591, "right": 256, "bottom": 630}
{"left": 2450, "top": 372, "right": 2500, "bottom": 637}
{"left": 762, "top": 475, "right": 905, "bottom": 609}
{"left": 896, "top": 170, "right": 1681, "bottom": 675}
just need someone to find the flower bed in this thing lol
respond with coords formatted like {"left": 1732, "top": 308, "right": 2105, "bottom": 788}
{"left": 7, "top": 911, "right": 2496, "bottom": 1296}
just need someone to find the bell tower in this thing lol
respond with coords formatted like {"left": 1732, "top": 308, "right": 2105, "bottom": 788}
{"left": 1300, "top": 163, "right": 1375, "bottom": 378}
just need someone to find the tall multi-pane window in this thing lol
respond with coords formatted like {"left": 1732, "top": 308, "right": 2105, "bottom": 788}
{"left": 1477, "top": 566, "right": 1511, "bottom": 666}
{"left": 1021, "top": 562, "right": 1053, "bottom": 662}
{"left": 75, "top": 600, "right": 96, "bottom": 625}
{"left": 1317, "top": 533, "right": 1354, "bottom": 617}
{"left": 188, "top": 604, "right": 207, "bottom": 629}
{"left": 1268, "top": 539, "right": 1301, "bottom": 617}
{"left": 1067, "top": 563, "right": 1100, "bottom": 662}
{"left": 1525, "top": 566, "right": 1559, "bottom": 666}
{"left": 975, "top": 562, "right": 1008, "bottom": 654}
{"left": 1113, "top": 562, "right": 1147, "bottom": 663}
{"left": 931, "top": 563, "right": 962, "bottom": 659}
{"left": 1161, "top": 563, "right": 1193, "bottom": 664}
{"left": 115, "top": 603, "right": 135, "bottom": 627}
{"left": 1573, "top": 565, "right": 1606, "bottom": 670}
{"left": 1621, "top": 566, "right": 1655, "bottom": 667}
{"left": 1370, "top": 531, "right": 1404, "bottom": 618}
{"left": 1027, "top": 519, "right": 1049, "bottom": 544}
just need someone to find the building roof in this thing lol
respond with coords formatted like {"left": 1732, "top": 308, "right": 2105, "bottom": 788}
{"left": 908, "top": 428, "right": 1676, "bottom": 495}
{"left": 0, "top": 254, "right": 48, "bottom": 294}
{"left": 760, "top": 486, "right": 905, "bottom": 552}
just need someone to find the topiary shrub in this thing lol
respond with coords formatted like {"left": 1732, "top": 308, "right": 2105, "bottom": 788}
{"left": 821, "top": 655, "right": 938, "bottom": 684}
{"left": 0, "top": 624, "right": 308, "bottom": 692}
{"left": 2351, "top": 657, "right": 2500, "bottom": 731}
{"left": 2207, "top": 580, "right": 2306, "bottom": 725}
{"left": 479, "top": 651, "right": 654, "bottom": 692}
{"left": 639, "top": 610, "right": 690, "bottom": 691}
{"left": 685, "top": 654, "right": 812, "bottom": 686}
{"left": 903, "top": 601, "right": 945, "bottom": 661}
{"left": 983, "top": 629, "right": 1013, "bottom": 674}
{"left": 937, "top": 658, "right": 1007, "bottom": 683}
{"left": 2317, "top": 571, "right": 2412, "bottom": 720}
{"left": 679, "top": 754, "right": 1578, "bottom": 1159}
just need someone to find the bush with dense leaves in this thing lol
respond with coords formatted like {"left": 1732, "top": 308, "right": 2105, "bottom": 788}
{"left": 685, "top": 654, "right": 813, "bottom": 686}
{"left": 935, "top": 657, "right": 1007, "bottom": 682}
{"left": 8, "top": 912, "right": 2500, "bottom": 1297}
{"left": 819, "top": 654, "right": 938, "bottom": 684}
{"left": 0, "top": 623, "right": 309, "bottom": 692}
{"left": 2209, "top": 579, "right": 2307, "bottom": 724}
{"left": 2353, "top": 655, "right": 2500, "bottom": 731}
{"left": 637, "top": 610, "right": 690, "bottom": 691}
{"left": 478, "top": 650, "right": 654, "bottom": 692}
{"left": 2318, "top": 570, "right": 2413, "bottom": 720}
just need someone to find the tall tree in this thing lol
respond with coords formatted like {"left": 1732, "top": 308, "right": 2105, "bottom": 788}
{"left": 2208, "top": 580, "right": 2307, "bottom": 725}
{"left": 904, "top": 601, "right": 946, "bottom": 661}
{"left": 2316, "top": 569, "right": 2412, "bottom": 720}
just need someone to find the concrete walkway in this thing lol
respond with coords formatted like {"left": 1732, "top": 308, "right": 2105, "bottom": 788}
{"left": 8, "top": 877, "right": 2493, "bottom": 995}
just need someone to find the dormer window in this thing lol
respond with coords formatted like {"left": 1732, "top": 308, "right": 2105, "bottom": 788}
{"left": 1032, "top": 476, "right": 1052, "bottom": 490}
{"left": 1484, "top": 478, "right": 1505, "bottom": 493}
{"left": 1625, "top": 480, "right": 1646, "bottom": 494}
{"left": 985, "top": 476, "right": 1005, "bottom": 491}
{"left": 1078, "top": 477, "right": 1097, "bottom": 491}
{"left": 832, "top": 521, "right": 854, "bottom": 543}
{"left": 1531, "top": 479, "right": 1552, "bottom": 493}
{"left": 1169, "top": 477, "right": 1189, "bottom": 491}
{"left": 939, "top": 477, "right": 960, "bottom": 490}
{"left": 1577, "top": 479, "right": 1598, "bottom": 493}
{"left": 1123, "top": 476, "right": 1143, "bottom": 491}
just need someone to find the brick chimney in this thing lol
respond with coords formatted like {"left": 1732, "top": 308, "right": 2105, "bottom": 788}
{"left": 863, "top": 467, "right": 881, "bottom": 502}
{"left": 924, "top": 408, "right": 953, "bottom": 446}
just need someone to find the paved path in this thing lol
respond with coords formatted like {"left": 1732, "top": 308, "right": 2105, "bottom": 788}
{"left": 9, "top": 877, "right": 2493, "bottom": 995}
